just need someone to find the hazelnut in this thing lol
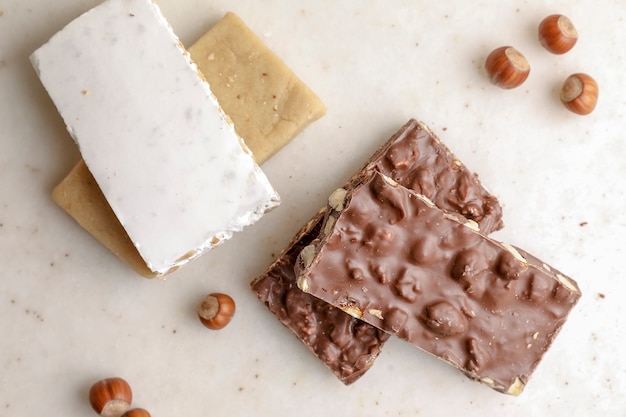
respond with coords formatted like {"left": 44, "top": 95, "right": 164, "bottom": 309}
{"left": 560, "top": 73, "right": 598, "bottom": 115}
{"left": 121, "top": 409, "right": 151, "bottom": 417}
{"left": 198, "top": 293, "right": 235, "bottom": 330}
{"left": 538, "top": 14, "right": 578, "bottom": 54}
{"left": 484, "top": 46, "right": 530, "bottom": 89}
{"left": 89, "top": 377, "right": 133, "bottom": 417}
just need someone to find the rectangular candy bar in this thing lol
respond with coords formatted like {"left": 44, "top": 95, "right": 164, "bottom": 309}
{"left": 251, "top": 210, "right": 391, "bottom": 385}
{"left": 50, "top": 11, "right": 324, "bottom": 278}
{"left": 189, "top": 12, "right": 327, "bottom": 164}
{"left": 33, "top": 1, "right": 280, "bottom": 275}
{"left": 295, "top": 171, "right": 581, "bottom": 395}
{"left": 251, "top": 119, "right": 504, "bottom": 384}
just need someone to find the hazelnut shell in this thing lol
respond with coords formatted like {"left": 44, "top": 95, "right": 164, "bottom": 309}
{"left": 198, "top": 293, "right": 236, "bottom": 330}
{"left": 484, "top": 46, "right": 530, "bottom": 89}
{"left": 89, "top": 377, "right": 133, "bottom": 417}
{"left": 539, "top": 14, "right": 578, "bottom": 54}
{"left": 121, "top": 409, "right": 152, "bottom": 417}
{"left": 560, "top": 73, "right": 598, "bottom": 115}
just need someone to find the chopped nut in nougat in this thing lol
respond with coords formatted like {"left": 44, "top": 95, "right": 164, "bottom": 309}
{"left": 295, "top": 171, "right": 580, "bottom": 395}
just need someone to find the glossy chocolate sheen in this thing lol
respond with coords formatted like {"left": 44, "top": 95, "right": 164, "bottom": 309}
{"left": 251, "top": 211, "right": 390, "bottom": 385}
{"left": 251, "top": 118, "right": 503, "bottom": 385}
{"left": 362, "top": 118, "right": 503, "bottom": 234}
{"left": 296, "top": 172, "right": 581, "bottom": 395}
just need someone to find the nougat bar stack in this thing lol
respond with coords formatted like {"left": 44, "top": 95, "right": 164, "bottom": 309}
{"left": 251, "top": 119, "right": 504, "bottom": 384}
{"left": 33, "top": 0, "right": 285, "bottom": 276}
{"left": 46, "top": 9, "right": 326, "bottom": 277}
{"left": 295, "top": 171, "right": 581, "bottom": 395}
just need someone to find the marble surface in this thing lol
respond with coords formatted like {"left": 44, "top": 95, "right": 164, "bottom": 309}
{"left": 1, "top": 0, "right": 625, "bottom": 415}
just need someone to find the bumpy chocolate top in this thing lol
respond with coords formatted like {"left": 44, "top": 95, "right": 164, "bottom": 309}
{"left": 251, "top": 211, "right": 390, "bottom": 385}
{"left": 363, "top": 119, "right": 503, "bottom": 234}
{"left": 296, "top": 172, "right": 580, "bottom": 395}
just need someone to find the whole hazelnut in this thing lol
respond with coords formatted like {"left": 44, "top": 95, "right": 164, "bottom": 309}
{"left": 89, "top": 377, "right": 133, "bottom": 417}
{"left": 484, "top": 46, "right": 530, "bottom": 89}
{"left": 560, "top": 73, "right": 598, "bottom": 115}
{"left": 538, "top": 14, "right": 578, "bottom": 54}
{"left": 121, "top": 409, "right": 152, "bottom": 417}
{"left": 198, "top": 293, "right": 236, "bottom": 330}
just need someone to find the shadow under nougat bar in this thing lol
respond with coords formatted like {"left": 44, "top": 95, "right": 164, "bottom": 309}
{"left": 295, "top": 171, "right": 580, "bottom": 394}
{"left": 251, "top": 118, "right": 504, "bottom": 384}
{"left": 51, "top": 12, "right": 326, "bottom": 277}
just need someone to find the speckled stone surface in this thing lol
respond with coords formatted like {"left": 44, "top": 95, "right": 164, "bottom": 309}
{"left": 1, "top": 1, "right": 625, "bottom": 415}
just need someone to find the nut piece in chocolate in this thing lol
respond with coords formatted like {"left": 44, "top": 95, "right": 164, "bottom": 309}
{"left": 296, "top": 171, "right": 581, "bottom": 395}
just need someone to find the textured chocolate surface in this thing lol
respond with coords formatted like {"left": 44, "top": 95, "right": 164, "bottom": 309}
{"left": 362, "top": 119, "right": 503, "bottom": 234}
{"left": 296, "top": 172, "right": 581, "bottom": 395}
{"left": 251, "top": 118, "right": 504, "bottom": 385}
{"left": 251, "top": 211, "right": 390, "bottom": 385}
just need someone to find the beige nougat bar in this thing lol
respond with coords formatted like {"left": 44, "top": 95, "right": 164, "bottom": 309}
{"left": 52, "top": 12, "right": 326, "bottom": 277}
{"left": 53, "top": 160, "right": 154, "bottom": 276}
{"left": 190, "top": 12, "right": 327, "bottom": 163}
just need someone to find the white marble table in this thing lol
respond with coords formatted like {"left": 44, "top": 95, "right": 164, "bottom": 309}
{"left": 1, "top": 1, "right": 624, "bottom": 415}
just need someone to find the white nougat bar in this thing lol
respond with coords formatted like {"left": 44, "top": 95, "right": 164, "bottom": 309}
{"left": 50, "top": 11, "right": 327, "bottom": 278}
{"left": 31, "top": 0, "right": 280, "bottom": 275}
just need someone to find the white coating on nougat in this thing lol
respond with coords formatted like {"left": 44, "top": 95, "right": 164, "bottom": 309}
{"left": 30, "top": 0, "right": 280, "bottom": 274}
